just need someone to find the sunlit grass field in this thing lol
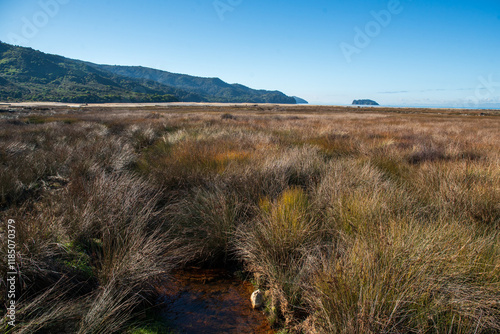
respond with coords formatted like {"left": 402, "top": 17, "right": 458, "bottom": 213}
{"left": 1, "top": 104, "right": 499, "bottom": 333}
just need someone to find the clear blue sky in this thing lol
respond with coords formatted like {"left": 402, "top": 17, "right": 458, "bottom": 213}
{"left": 1, "top": 0, "right": 499, "bottom": 107}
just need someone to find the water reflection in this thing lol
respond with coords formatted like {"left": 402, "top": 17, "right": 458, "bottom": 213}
{"left": 156, "top": 268, "right": 274, "bottom": 334}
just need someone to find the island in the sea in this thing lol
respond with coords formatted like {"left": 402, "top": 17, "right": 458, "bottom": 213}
{"left": 352, "top": 99, "right": 379, "bottom": 106}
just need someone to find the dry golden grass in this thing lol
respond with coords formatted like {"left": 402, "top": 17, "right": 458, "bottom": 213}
{"left": 0, "top": 104, "right": 499, "bottom": 333}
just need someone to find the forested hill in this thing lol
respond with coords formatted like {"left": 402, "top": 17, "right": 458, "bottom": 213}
{"left": 0, "top": 42, "right": 185, "bottom": 103}
{"left": 0, "top": 42, "right": 301, "bottom": 104}
{"left": 91, "top": 64, "right": 298, "bottom": 104}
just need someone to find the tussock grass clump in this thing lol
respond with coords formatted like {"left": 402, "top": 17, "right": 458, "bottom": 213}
{"left": 77, "top": 282, "right": 139, "bottom": 334}
{"left": 259, "top": 145, "right": 325, "bottom": 192}
{"left": 0, "top": 112, "right": 183, "bottom": 333}
{"left": 236, "top": 187, "right": 320, "bottom": 324}
{"left": 1, "top": 171, "right": 180, "bottom": 333}
{"left": 411, "top": 161, "right": 500, "bottom": 226}
{"left": 137, "top": 136, "right": 253, "bottom": 189}
{"left": 314, "top": 159, "right": 414, "bottom": 236}
{"left": 305, "top": 219, "right": 500, "bottom": 334}
{"left": 3, "top": 280, "right": 84, "bottom": 334}
{"left": 219, "top": 145, "right": 325, "bottom": 211}
{"left": 167, "top": 186, "right": 244, "bottom": 264}
{"left": 65, "top": 173, "right": 177, "bottom": 289}
{"left": 308, "top": 133, "right": 359, "bottom": 157}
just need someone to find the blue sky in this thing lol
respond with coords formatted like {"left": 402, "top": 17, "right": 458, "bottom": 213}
{"left": 1, "top": 0, "right": 499, "bottom": 107}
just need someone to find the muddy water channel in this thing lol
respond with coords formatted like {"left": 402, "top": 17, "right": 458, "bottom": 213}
{"left": 156, "top": 268, "right": 274, "bottom": 334}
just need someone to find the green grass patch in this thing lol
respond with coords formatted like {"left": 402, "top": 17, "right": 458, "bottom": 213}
{"left": 60, "top": 240, "right": 96, "bottom": 278}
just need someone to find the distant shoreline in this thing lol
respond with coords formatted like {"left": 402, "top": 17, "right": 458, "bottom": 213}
{"left": 1, "top": 103, "right": 498, "bottom": 118}
{"left": 2, "top": 101, "right": 499, "bottom": 112}
{"left": 320, "top": 103, "right": 500, "bottom": 111}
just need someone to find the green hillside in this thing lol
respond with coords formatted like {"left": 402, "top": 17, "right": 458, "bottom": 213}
{"left": 92, "top": 64, "right": 298, "bottom": 104}
{"left": 0, "top": 42, "right": 301, "bottom": 104}
{"left": 0, "top": 42, "right": 184, "bottom": 103}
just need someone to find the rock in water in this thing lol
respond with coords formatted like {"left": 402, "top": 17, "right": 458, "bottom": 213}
{"left": 251, "top": 289, "right": 264, "bottom": 309}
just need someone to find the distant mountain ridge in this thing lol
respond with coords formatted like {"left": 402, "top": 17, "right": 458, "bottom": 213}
{"left": 91, "top": 64, "right": 297, "bottom": 104}
{"left": 0, "top": 41, "right": 302, "bottom": 104}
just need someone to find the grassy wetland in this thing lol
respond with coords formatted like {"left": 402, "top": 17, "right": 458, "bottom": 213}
{"left": 0, "top": 104, "right": 499, "bottom": 333}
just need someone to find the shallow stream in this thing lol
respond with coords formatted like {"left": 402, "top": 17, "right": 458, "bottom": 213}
{"left": 156, "top": 268, "right": 274, "bottom": 334}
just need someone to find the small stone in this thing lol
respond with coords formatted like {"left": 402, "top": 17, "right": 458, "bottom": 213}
{"left": 251, "top": 289, "right": 264, "bottom": 309}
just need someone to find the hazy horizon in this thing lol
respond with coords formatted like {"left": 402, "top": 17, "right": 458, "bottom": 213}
{"left": 1, "top": 0, "right": 499, "bottom": 107}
